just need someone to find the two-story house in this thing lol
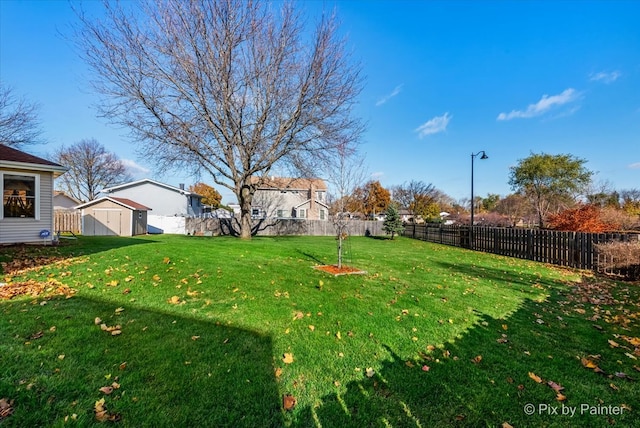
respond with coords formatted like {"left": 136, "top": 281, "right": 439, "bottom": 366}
{"left": 100, "top": 179, "right": 204, "bottom": 217}
{"left": 250, "top": 177, "right": 329, "bottom": 221}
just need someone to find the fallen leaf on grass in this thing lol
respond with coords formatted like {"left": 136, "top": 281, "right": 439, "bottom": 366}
{"left": 94, "top": 398, "right": 121, "bottom": 422}
{"left": 29, "top": 331, "right": 44, "bottom": 340}
{"left": 581, "top": 357, "right": 605, "bottom": 373}
{"left": 365, "top": 367, "right": 375, "bottom": 378}
{"left": 608, "top": 339, "right": 620, "bottom": 348}
{"left": 282, "top": 353, "right": 294, "bottom": 364}
{"left": 283, "top": 394, "right": 297, "bottom": 411}
{"left": 502, "top": 423, "right": 514, "bottom": 428}
{"left": 471, "top": 355, "right": 482, "bottom": 364}
{"left": 94, "top": 317, "right": 102, "bottom": 325}
{"left": 168, "top": 296, "right": 182, "bottom": 304}
{"left": 422, "top": 365, "right": 430, "bottom": 372}
{"left": 610, "top": 383, "right": 619, "bottom": 391}
{"left": 293, "top": 311, "right": 304, "bottom": 320}
{"left": 556, "top": 393, "right": 567, "bottom": 401}
{"left": 274, "top": 367, "right": 282, "bottom": 378}
{"left": 547, "top": 381, "right": 564, "bottom": 392}
{"left": 528, "top": 372, "right": 543, "bottom": 383}
{"left": 119, "top": 362, "right": 127, "bottom": 370}
{"left": 0, "top": 398, "right": 14, "bottom": 419}
{"left": 99, "top": 386, "right": 113, "bottom": 395}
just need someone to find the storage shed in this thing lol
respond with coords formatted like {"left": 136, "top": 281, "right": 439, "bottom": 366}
{"left": 76, "top": 197, "right": 151, "bottom": 236}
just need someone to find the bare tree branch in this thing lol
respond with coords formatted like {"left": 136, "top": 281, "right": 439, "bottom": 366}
{"left": 53, "top": 138, "right": 132, "bottom": 201}
{"left": 74, "top": 0, "right": 364, "bottom": 238}
{"left": 0, "top": 83, "right": 44, "bottom": 147}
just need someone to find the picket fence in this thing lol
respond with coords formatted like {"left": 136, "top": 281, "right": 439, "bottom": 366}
{"left": 403, "top": 223, "right": 640, "bottom": 279}
{"left": 54, "top": 210, "right": 81, "bottom": 235}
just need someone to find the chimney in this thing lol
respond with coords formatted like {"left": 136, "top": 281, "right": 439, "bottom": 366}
{"left": 179, "top": 183, "right": 185, "bottom": 190}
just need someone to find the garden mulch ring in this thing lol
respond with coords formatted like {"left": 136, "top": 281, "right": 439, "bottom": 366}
{"left": 313, "top": 265, "right": 367, "bottom": 276}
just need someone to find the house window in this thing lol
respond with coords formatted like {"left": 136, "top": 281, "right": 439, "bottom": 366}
{"left": 298, "top": 209, "right": 306, "bottom": 218}
{"left": 277, "top": 209, "right": 284, "bottom": 218}
{"left": 320, "top": 209, "right": 325, "bottom": 220}
{"left": 3, "top": 174, "right": 36, "bottom": 218}
{"left": 316, "top": 191, "right": 325, "bottom": 202}
{"left": 251, "top": 208, "right": 261, "bottom": 217}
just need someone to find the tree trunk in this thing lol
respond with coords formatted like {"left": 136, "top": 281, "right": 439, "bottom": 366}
{"left": 238, "top": 185, "right": 254, "bottom": 240}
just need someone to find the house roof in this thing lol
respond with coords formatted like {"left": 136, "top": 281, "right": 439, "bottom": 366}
{"left": 75, "top": 196, "right": 152, "bottom": 211}
{"left": 100, "top": 178, "right": 203, "bottom": 198}
{"left": 251, "top": 176, "right": 327, "bottom": 190}
{"left": 0, "top": 144, "right": 67, "bottom": 176}
{"left": 54, "top": 191, "right": 82, "bottom": 204}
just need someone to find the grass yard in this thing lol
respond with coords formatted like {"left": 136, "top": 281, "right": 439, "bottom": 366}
{"left": 0, "top": 235, "right": 639, "bottom": 427}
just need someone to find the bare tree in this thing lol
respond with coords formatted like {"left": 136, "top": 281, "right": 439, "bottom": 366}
{"left": 326, "top": 142, "right": 366, "bottom": 268}
{"left": 74, "top": 0, "right": 364, "bottom": 239}
{"left": 54, "top": 139, "right": 132, "bottom": 202}
{"left": 0, "top": 83, "right": 43, "bottom": 147}
{"left": 392, "top": 180, "right": 436, "bottom": 222}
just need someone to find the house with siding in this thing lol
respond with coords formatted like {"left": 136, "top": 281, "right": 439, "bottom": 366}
{"left": 53, "top": 191, "right": 81, "bottom": 210}
{"left": 0, "top": 144, "right": 68, "bottom": 244}
{"left": 100, "top": 179, "right": 204, "bottom": 216}
{"left": 250, "top": 177, "right": 329, "bottom": 221}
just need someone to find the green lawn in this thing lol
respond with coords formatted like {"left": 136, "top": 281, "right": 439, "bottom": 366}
{"left": 1, "top": 235, "right": 638, "bottom": 427}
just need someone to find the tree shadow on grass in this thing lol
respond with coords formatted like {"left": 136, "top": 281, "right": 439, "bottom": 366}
{"left": 290, "top": 294, "right": 640, "bottom": 428}
{"left": 430, "top": 259, "right": 570, "bottom": 292}
{"left": 0, "top": 295, "right": 283, "bottom": 427}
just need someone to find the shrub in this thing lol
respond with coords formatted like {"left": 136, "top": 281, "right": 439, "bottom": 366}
{"left": 547, "top": 204, "right": 618, "bottom": 232}
{"left": 595, "top": 240, "right": 640, "bottom": 280}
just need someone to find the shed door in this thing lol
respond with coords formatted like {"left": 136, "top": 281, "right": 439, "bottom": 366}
{"left": 92, "top": 209, "right": 122, "bottom": 236}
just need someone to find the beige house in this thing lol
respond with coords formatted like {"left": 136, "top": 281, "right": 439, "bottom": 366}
{"left": 250, "top": 177, "right": 329, "bottom": 221}
{"left": 76, "top": 197, "right": 151, "bottom": 236}
{"left": 53, "top": 191, "right": 82, "bottom": 210}
{"left": 1, "top": 144, "right": 67, "bottom": 244}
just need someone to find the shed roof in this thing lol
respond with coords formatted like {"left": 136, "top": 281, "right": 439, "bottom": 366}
{"left": 75, "top": 196, "right": 152, "bottom": 211}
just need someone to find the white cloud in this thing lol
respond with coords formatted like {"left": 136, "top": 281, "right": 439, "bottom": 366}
{"left": 375, "top": 84, "right": 403, "bottom": 106}
{"left": 589, "top": 70, "right": 621, "bottom": 84}
{"left": 370, "top": 171, "right": 384, "bottom": 178}
{"left": 415, "top": 112, "right": 451, "bottom": 138}
{"left": 121, "top": 158, "right": 150, "bottom": 176}
{"left": 629, "top": 162, "right": 640, "bottom": 169}
{"left": 497, "top": 88, "right": 580, "bottom": 121}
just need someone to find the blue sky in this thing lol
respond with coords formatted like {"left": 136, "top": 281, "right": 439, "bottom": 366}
{"left": 1, "top": 1, "right": 639, "bottom": 204}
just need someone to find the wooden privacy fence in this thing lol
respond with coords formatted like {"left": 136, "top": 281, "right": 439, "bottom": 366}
{"left": 185, "top": 217, "right": 384, "bottom": 237}
{"left": 54, "top": 210, "right": 81, "bottom": 234}
{"left": 403, "top": 223, "right": 640, "bottom": 277}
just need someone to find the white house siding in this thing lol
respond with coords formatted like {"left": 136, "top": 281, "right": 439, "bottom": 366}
{"left": 103, "top": 182, "right": 201, "bottom": 216}
{"left": 0, "top": 169, "right": 55, "bottom": 244}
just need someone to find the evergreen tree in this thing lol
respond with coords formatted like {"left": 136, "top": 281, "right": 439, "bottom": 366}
{"left": 383, "top": 203, "right": 404, "bottom": 239}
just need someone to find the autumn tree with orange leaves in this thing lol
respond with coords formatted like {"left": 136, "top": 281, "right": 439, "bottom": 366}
{"left": 547, "top": 204, "right": 618, "bottom": 232}
{"left": 188, "top": 182, "right": 222, "bottom": 208}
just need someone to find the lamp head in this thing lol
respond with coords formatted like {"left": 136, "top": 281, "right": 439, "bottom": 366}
{"left": 480, "top": 152, "right": 488, "bottom": 160}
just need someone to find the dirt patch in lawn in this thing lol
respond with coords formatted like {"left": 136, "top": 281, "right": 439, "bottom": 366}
{"left": 314, "top": 265, "right": 367, "bottom": 276}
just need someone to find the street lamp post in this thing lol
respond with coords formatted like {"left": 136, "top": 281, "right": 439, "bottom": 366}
{"left": 470, "top": 150, "right": 488, "bottom": 249}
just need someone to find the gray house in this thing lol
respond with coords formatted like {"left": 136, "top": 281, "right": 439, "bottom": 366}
{"left": 1, "top": 144, "right": 67, "bottom": 244}
{"left": 100, "top": 179, "right": 204, "bottom": 216}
